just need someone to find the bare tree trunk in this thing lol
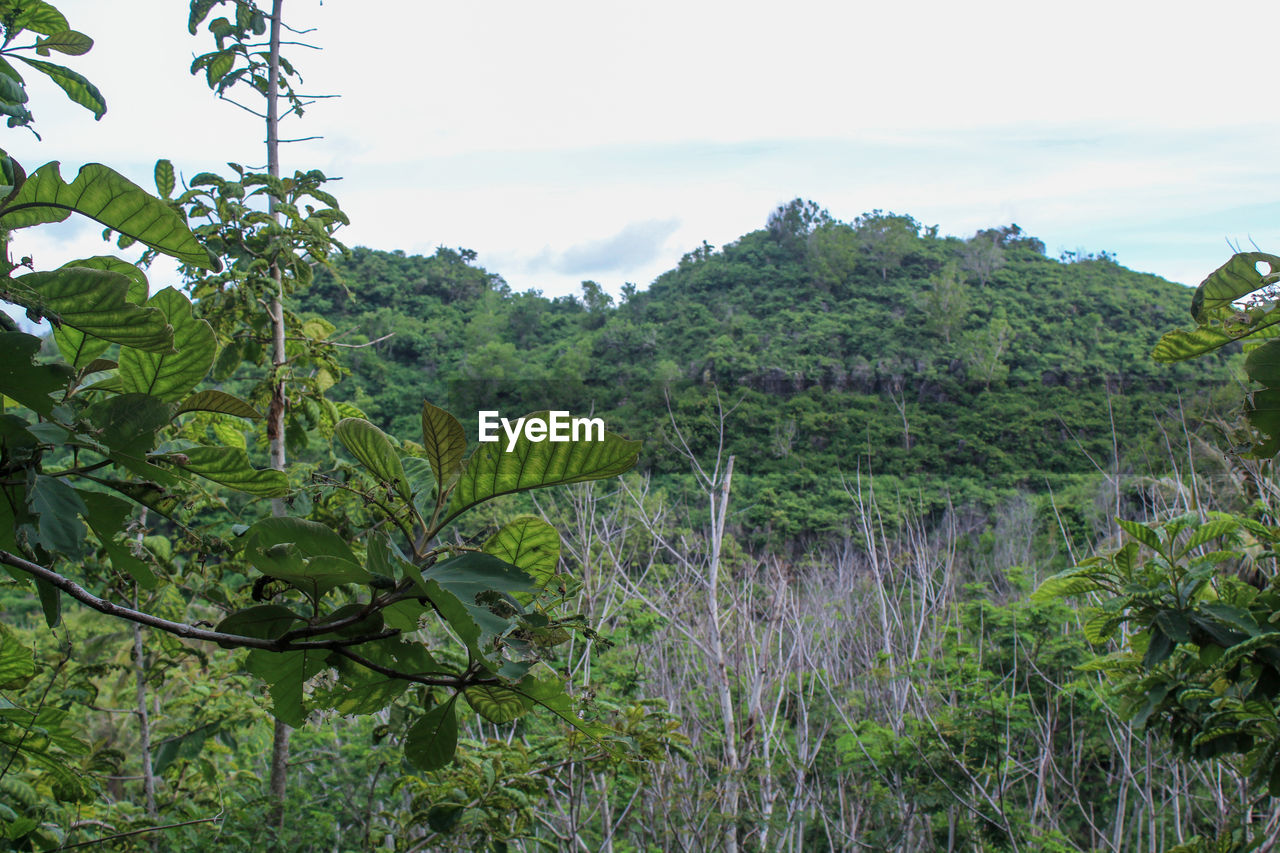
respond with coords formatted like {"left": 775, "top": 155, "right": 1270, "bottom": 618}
{"left": 263, "top": 0, "right": 291, "bottom": 836}
{"left": 132, "top": 590, "right": 157, "bottom": 827}
{"left": 707, "top": 456, "right": 739, "bottom": 853}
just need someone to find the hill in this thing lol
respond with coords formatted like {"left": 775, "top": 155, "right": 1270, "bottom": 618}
{"left": 295, "top": 200, "right": 1235, "bottom": 539}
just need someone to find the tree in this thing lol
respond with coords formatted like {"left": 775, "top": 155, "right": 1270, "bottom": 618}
{"left": 854, "top": 209, "right": 920, "bottom": 281}
{"left": 961, "top": 227, "right": 1008, "bottom": 287}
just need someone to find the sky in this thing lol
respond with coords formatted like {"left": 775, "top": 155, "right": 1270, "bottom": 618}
{"left": 7, "top": 0, "right": 1280, "bottom": 301}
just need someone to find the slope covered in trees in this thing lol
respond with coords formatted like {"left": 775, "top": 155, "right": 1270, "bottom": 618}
{"left": 299, "top": 202, "right": 1233, "bottom": 537}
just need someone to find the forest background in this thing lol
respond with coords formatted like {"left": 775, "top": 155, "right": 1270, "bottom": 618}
{"left": 4, "top": 2, "right": 1280, "bottom": 853}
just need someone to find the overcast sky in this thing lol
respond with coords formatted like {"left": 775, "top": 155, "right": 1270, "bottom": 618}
{"left": 8, "top": 0, "right": 1280, "bottom": 299}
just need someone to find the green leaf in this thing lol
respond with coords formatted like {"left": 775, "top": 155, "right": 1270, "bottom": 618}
{"left": 422, "top": 579, "right": 487, "bottom": 664}
{"left": 334, "top": 417, "right": 411, "bottom": 502}
{"left": 425, "top": 551, "right": 538, "bottom": 602}
{"left": 11, "top": 2, "right": 69, "bottom": 36}
{"left": 35, "top": 30, "right": 93, "bottom": 56}
{"left": 83, "top": 392, "right": 173, "bottom": 456}
{"left": 483, "top": 516, "right": 560, "bottom": 589}
{"left": 404, "top": 699, "right": 458, "bottom": 771}
{"left": 174, "top": 389, "right": 262, "bottom": 419}
{"left": 12, "top": 57, "right": 103, "bottom": 119}
{"left": 0, "top": 629, "right": 34, "bottom": 689}
{"left": 152, "top": 721, "right": 220, "bottom": 775}
{"left": 168, "top": 446, "right": 287, "bottom": 496}
{"left": 511, "top": 676, "right": 616, "bottom": 752}
{"left": 242, "top": 517, "right": 370, "bottom": 598}
{"left": 154, "top": 159, "right": 175, "bottom": 198}
{"left": 78, "top": 489, "right": 156, "bottom": 588}
{"left": 1192, "top": 253, "right": 1280, "bottom": 322}
{"left": 50, "top": 256, "right": 149, "bottom": 366}
{"left": 1117, "top": 518, "right": 1162, "bottom": 552}
{"left": 244, "top": 648, "right": 327, "bottom": 727}
{"left": 0, "top": 162, "right": 218, "bottom": 269}
{"left": 27, "top": 474, "right": 86, "bottom": 557}
{"left": 1248, "top": 338, "right": 1280, "bottom": 389}
{"left": 1247, "top": 388, "right": 1280, "bottom": 456}
{"left": 34, "top": 576, "right": 60, "bottom": 628}
{"left": 242, "top": 516, "right": 357, "bottom": 563}
{"left": 10, "top": 266, "right": 172, "bottom": 353}
{"left": 119, "top": 287, "right": 216, "bottom": 401}
{"left": 420, "top": 401, "right": 466, "bottom": 492}
{"left": 1180, "top": 518, "right": 1240, "bottom": 554}
{"left": 444, "top": 412, "right": 640, "bottom": 526}
{"left": 0, "top": 331, "right": 71, "bottom": 415}
{"left": 464, "top": 684, "right": 529, "bottom": 724}
{"left": 1154, "top": 610, "right": 1191, "bottom": 644}
{"left": 215, "top": 605, "right": 300, "bottom": 646}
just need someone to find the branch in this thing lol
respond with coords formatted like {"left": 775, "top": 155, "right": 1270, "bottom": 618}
{"left": 59, "top": 815, "right": 224, "bottom": 850}
{"left": 0, "top": 549, "right": 394, "bottom": 653}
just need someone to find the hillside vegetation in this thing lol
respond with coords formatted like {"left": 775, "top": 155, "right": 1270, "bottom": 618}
{"left": 299, "top": 201, "right": 1233, "bottom": 537}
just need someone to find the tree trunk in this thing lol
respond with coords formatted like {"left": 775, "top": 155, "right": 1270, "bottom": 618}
{"left": 264, "top": 0, "right": 292, "bottom": 836}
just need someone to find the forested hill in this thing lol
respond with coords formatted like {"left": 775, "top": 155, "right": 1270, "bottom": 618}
{"left": 296, "top": 201, "right": 1234, "bottom": 537}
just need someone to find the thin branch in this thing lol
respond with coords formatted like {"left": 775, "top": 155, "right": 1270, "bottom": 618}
{"left": 57, "top": 814, "right": 224, "bottom": 851}
{"left": 216, "top": 95, "right": 268, "bottom": 119}
{"left": 0, "top": 548, "right": 395, "bottom": 653}
{"left": 282, "top": 332, "right": 393, "bottom": 349}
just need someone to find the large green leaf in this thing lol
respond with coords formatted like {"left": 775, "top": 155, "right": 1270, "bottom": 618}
{"left": 0, "top": 331, "right": 71, "bottom": 415}
{"left": 242, "top": 516, "right": 357, "bottom": 563}
{"left": 78, "top": 488, "right": 156, "bottom": 588}
{"left": 404, "top": 699, "right": 458, "bottom": 771}
{"left": 119, "top": 287, "right": 216, "bottom": 401}
{"left": 215, "top": 605, "right": 301, "bottom": 646}
{"left": 0, "top": 628, "right": 34, "bottom": 689}
{"left": 425, "top": 551, "right": 538, "bottom": 602}
{"left": 50, "top": 256, "right": 149, "bottom": 366}
{"left": 1246, "top": 338, "right": 1280, "bottom": 388}
{"left": 443, "top": 412, "right": 640, "bottom": 526}
{"left": 244, "top": 648, "right": 327, "bottom": 727}
{"left": 420, "top": 401, "right": 466, "bottom": 492}
{"left": 26, "top": 474, "right": 86, "bottom": 557}
{"left": 0, "top": 162, "right": 218, "bottom": 269}
{"left": 35, "top": 30, "right": 94, "bottom": 57}
{"left": 483, "top": 516, "right": 560, "bottom": 589}
{"left": 334, "top": 417, "right": 411, "bottom": 502}
{"left": 242, "top": 517, "right": 370, "bottom": 598}
{"left": 9, "top": 2, "right": 69, "bottom": 36}
{"left": 1191, "top": 252, "right": 1280, "bottom": 323}
{"left": 14, "top": 57, "right": 104, "bottom": 119}
{"left": 174, "top": 389, "right": 262, "bottom": 419}
{"left": 168, "top": 445, "right": 287, "bottom": 496}
{"left": 1246, "top": 388, "right": 1280, "bottom": 456}
{"left": 9, "top": 267, "right": 172, "bottom": 353}
{"left": 464, "top": 684, "right": 529, "bottom": 724}
{"left": 82, "top": 392, "right": 173, "bottom": 457}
